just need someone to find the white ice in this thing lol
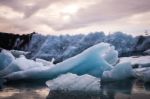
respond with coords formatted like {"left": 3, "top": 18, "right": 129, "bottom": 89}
{"left": 120, "top": 56, "right": 150, "bottom": 67}
{"left": 35, "top": 58, "right": 55, "bottom": 67}
{"left": 10, "top": 50, "right": 30, "bottom": 58}
{"left": 46, "top": 73, "right": 100, "bottom": 92}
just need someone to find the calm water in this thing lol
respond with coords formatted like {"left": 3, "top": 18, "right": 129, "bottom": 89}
{"left": 0, "top": 79, "right": 150, "bottom": 99}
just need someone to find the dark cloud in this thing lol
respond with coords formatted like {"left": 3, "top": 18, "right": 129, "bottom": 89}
{"left": 0, "top": 0, "right": 57, "bottom": 17}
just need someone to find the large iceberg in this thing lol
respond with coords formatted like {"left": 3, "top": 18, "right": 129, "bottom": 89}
{"left": 46, "top": 73, "right": 100, "bottom": 92}
{"left": 2, "top": 43, "right": 116, "bottom": 80}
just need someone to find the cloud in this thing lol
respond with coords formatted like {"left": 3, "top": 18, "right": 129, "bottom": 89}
{"left": 56, "top": 0, "right": 150, "bottom": 30}
{"left": 0, "top": 0, "right": 150, "bottom": 35}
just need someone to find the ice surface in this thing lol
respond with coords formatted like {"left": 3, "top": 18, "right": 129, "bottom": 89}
{"left": 10, "top": 50, "right": 30, "bottom": 58}
{"left": 133, "top": 67, "right": 150, "bottom": 82}
{"left": 46, "top": 73, "right": 100, "bottom": 92}
{"left": 120, "top": 56, "right": 150, "bottom": 67}
{"left": 0, "top": 50, "right": 15, "bottom": 70}
{"left": 102, "top": 62, "right": 133, "bottom": 82}
{"left": 35, "top": 58, "right": 54, "bottom": 67}
{"left": 48, "top": 43, "right": 114, "bottom": 77}
{"left": 102, "top": 46, "right": 118, "bottom": 65}
{"left": 3, "top": 43, "right": 115, "bottom": 80}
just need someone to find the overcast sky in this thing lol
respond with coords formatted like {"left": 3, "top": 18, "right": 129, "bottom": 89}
{"left": 0, "top": 0, "right": 150, "bottom": 36}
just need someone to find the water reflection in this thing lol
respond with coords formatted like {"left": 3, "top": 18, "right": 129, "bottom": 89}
{"left": 0, "top": 79, "right": 150, "bottom": 99}
{"left": 47, "top": 79, "right": 150, "bottom": 99}
{"left": 0, "top": 79, "right": 49, "bottom": 99}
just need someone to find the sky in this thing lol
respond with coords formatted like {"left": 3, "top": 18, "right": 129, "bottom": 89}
{"left": 0, "top": 0, "right": 150, "bottom": 36}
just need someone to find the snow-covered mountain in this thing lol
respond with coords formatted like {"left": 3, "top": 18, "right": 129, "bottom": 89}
{"left": 0, "top": 32, "right": 149, "bottom": 63}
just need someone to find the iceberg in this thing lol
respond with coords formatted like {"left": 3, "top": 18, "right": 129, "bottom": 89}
{"left": 120, "top": 56, "right": 150, "bottom": 68}
{"left": 0, "top": 55, "right": 44, "bottom": 77}
{"left": 102, "top": 62, "right": 133, "bottom": 82}
{"left": 3, "top": 43, "right": 115, "bottom": 80}
{"left": 0, "top": 50, "right": 15, "bottom": 70}
{"left": 46, "top": 73, "right": 100, "bottom": 92}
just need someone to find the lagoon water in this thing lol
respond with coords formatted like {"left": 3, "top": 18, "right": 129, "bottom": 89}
{"left": 0, "top": 79, "right": 150, "bottom": 99}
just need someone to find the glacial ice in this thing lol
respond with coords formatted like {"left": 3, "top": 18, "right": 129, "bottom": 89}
{"left": 102, "top": 62, "right": 133, "bottom": 82}
{"left": 46, "top": 73, "right": 100, "bottom": 92}
{"left": 0, "top": 55, "right": 44, "bottom": 77}
{"left": 3, "top": 43, "right": 115, "bottom": 80}
{"left": 144, "top": 49, "right": 150, "bottom": 55}
{"left": 10, "top": 50, "right": 30, "bottom": 58}
{"left": 133, "top": 67, "right": 150, "bottom": 82}
{"left": 0, "top": 50, "right": 15, "bottom": 70}
{"left": 35, "top": 58, "right": 55, "bottom": 67}
{"left": 120, "top": 56, "right": 150, "bottom": 67}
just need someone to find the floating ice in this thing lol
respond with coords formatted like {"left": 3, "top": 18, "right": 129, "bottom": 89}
{"left": 102, "top": 62, "right": 133, "bottom": 82}
{"left": 144, "top": 49, "right": 150, "bottom": 55}
{"left": 0, "top": 50, "right": 15, "bottom": 70}
{"left": 3, "top": 43, "right": 115, "bottom": 80}
{"left": 46, "top": 73, "right": 100, "bottom": 92}
{"left": 133, "top": 67, "right": 150, "bottom": 82}
{"left": 0, "top": 55, "right": 44, "bottom": 77}
{"left": 120, "top": 56, "right": 150, "bottom": 67}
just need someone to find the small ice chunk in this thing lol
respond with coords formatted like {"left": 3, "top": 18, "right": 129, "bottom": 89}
{"left": 133, "top": 67, "right": 150, "bottom": 82}
{"left": 144, "top": 49, "right": 150, "bottom": 55}
{"left": 102, "top": 62, "right": 133, "bottom": 82}
{"left": 0, "top": 50, "right": 15, "bottom": 70}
